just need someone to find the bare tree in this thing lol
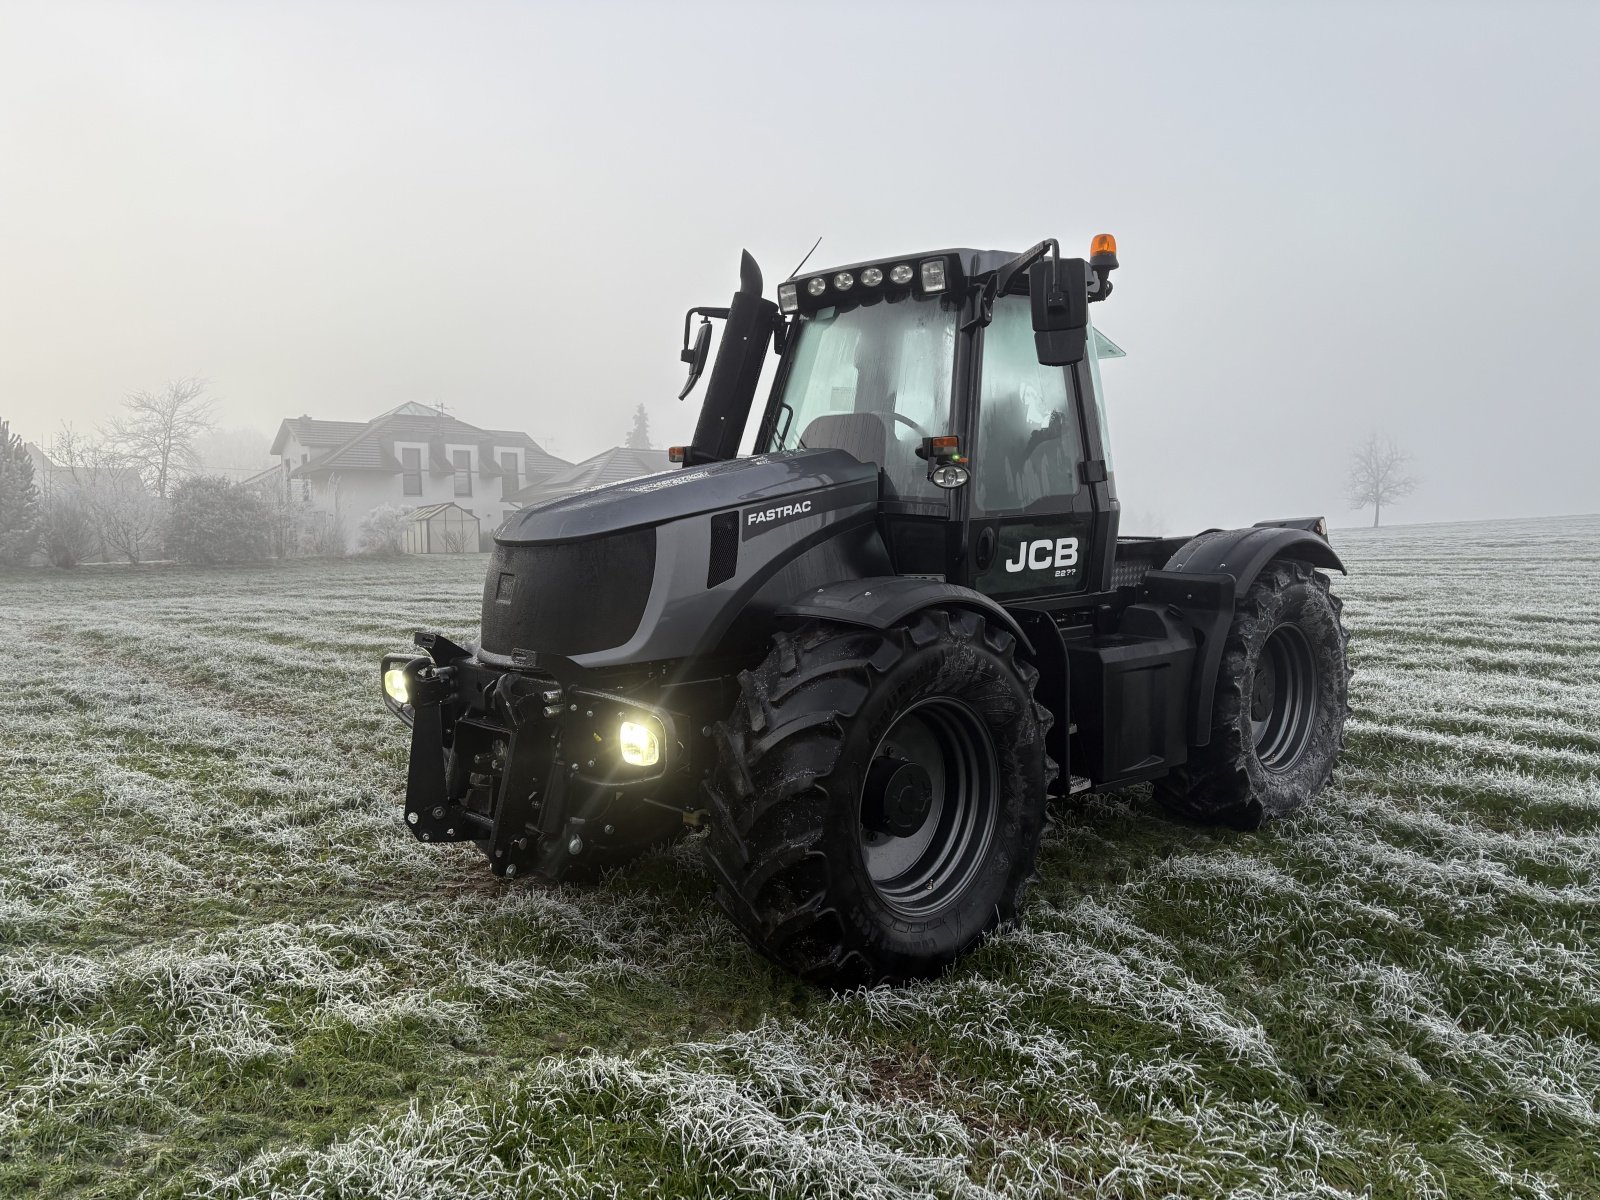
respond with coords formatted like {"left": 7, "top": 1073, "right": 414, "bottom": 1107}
{"left": 48, "top": 424, "right": 165, "bottom": 563}
{"left": 108, "top": 378, "right": 216, "bottom": 499}
{"left": 1346, "top": 433, "right": 1418, "bottom": 528}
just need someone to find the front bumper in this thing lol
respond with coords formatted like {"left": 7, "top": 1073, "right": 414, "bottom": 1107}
{"left": 381, "top": 633, "right": 692, "bottom": 879}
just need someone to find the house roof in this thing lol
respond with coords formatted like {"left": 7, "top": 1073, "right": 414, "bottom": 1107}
{"left": 275, "top": 408, "right": 568, "bottom": 481}
{"left": 510, "top": 446, "right": 674, "bottom": 506}
{"left": 270, "top": 417, "right": 369, "bottom": 457}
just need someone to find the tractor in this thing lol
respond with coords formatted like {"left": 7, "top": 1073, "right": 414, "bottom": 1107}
{"left": 380, "top": 236, "right": 1350, "bottom": 986}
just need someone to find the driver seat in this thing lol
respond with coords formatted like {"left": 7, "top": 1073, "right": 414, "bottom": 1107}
{"left": 798, "top": 412, "right": 888, "bottom": 470}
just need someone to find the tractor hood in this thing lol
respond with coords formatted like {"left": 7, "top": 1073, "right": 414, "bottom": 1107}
{"left": 496, "top": 448, "right": 879, "bottom": 547}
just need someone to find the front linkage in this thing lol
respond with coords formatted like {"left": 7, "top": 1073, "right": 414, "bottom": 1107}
{"left": 382, "top": 634, "right": 693, "bottom": 880}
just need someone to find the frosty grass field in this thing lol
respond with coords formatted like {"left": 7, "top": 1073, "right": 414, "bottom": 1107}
{"left": 2, "top": 514, "right": 1598, "bottom": 1199}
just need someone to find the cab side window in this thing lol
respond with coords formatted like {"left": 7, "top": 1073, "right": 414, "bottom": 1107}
{"left": 974, "top": 294, "right": 1081, "bottom": 513}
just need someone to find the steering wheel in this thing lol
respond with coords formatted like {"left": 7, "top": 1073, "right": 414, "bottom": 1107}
{"left": 890, "top": 412, "right": 930, "bottom": 440}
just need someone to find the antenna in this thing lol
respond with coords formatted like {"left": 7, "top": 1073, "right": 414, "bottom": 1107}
{"left": 787, "top": 236, "right": 823, "bottom": 281}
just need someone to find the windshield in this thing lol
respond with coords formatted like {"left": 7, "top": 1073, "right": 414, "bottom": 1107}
{"left": 767, "top": 294, "right": 959, "bottom": 501}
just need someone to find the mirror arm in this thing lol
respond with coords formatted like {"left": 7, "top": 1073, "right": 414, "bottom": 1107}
{"left": 680, "top": 306, "right": 729, "bottom": 357}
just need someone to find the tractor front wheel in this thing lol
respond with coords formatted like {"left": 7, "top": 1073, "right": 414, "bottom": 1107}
{"left": 703, "top": 609, "right": 1055, "bottom": 987}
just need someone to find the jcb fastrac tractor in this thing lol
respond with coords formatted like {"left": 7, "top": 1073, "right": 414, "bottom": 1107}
{"left": 381, "top": 236, "right": 1350, "bottom": 986}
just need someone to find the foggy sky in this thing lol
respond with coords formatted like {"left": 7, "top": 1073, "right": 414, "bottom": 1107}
{"left": 2, "top": 0, "right": 1596, "bottom": 532}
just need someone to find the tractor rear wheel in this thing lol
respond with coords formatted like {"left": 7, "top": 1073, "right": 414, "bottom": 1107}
{"left": 704, "top": 608, "right": 1055, "bottom": 987}
{"left": 1156, "top": 559, "right": 1349, "bottom": 828}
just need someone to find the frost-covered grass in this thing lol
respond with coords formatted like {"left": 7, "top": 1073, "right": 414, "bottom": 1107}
{"left": 2, "top": 515, "right": 1597, "bottom": 1198}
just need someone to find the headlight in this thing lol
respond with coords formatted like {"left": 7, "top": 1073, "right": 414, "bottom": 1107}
{"left": 383, "top": 668, "right": 410, "bottom": 706}
{"left": 619, "top": 718, "right": 662, "bottom": 767}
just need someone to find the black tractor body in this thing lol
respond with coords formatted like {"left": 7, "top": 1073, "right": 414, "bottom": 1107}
{"left": 382, "top": 237, "right": 1351, "bottom": 984}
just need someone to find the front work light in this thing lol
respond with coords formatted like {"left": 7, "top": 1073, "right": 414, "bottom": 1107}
{"left": 833, "top": 271, "right": 854, "bottom": 291}
{"left": 807, "top": 277, "right": 827, "bottom": 297}
{"left": 889, "top": 263, "right": 913, "bottom": 285}
{"left": 619, "top": 718, "right": 662, "bottom": 767}
{"left": 383, "top": 668, "right": 410, "bottom": 706}
{"left": 777, "top": 282, "right": 799, "bottom": 313}
{"left": 861, "top": 267, "right": 883, "bottom": 287}
{"left": 920, "top": 259, "right": 947, "bottom": 292}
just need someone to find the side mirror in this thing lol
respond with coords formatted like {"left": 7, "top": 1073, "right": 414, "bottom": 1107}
{"left": 1029, "top": 256, "right": 1088, "bottom": 366}
{"left": 678, "top": 319, "right": 713, "bottom": 400}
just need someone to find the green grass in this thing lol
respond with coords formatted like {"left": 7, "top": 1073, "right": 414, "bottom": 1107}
{"left": 1, "top": 515, "right": 1597, "bottom": 1198}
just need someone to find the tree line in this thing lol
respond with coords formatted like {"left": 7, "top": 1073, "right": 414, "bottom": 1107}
{"left": 0, "top": 380, "right": 292, "bottom": 568}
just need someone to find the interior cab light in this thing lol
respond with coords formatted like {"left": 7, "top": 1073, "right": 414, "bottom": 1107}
{"left": 919, "top": 259, "right": 947, "bottom": 292}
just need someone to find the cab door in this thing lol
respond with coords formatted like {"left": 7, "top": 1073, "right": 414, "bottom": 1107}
{"left": 961, "top": 293, "right": 1098, "bottom": 601}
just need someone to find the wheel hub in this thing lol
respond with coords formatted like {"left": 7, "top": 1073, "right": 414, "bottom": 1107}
{"left": 857, "top": 698, "right": 998, "bottom": 918}
{"left": 863, "top": 759, "right": 934, "bottom": 837}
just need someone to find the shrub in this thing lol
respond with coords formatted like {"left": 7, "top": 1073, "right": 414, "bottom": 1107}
{"left": 42, "top": 493, "right": 94, "bottom": 568}
{"left": 0, "top": 418, "right": 41, "bottom": 567}
{"left": 358, "top": 505, "right": 410, "bottom": 556}
{"left": 167, "top": 475, "right": 270, "bottom": 564}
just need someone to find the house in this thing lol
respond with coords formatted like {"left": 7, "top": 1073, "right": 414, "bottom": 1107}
{"left": 264, "top": 403, "right": 568, "bottom": 551}
{"left": 509, "top": 446, "right": 674, "bottom": 508}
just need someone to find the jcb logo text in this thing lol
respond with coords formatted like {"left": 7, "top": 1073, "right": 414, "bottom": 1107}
{"left": 1004, "top": 537, "right": 1079, "bottom": 576}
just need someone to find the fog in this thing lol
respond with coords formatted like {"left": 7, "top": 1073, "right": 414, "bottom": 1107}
{"left": 2, "top": 0, "right": 1595, "bottom": 532}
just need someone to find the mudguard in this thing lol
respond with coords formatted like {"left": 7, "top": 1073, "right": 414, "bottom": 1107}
{"left": 777, "top": 576, "right": 1034, "bottom": 656}
{"left": 1160, "top": 524, "right": 1345, "bottom": 584}
{"left": 1146, "top": 522, "right": 1345, "bottom": 746}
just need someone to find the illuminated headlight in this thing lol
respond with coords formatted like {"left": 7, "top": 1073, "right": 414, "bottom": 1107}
{"left": 860, "top": 267, "right": 883, "bottom": 287}
{"left": 920, "top": 259, "right": 948, "bottom": 292}
{"left": 777, "top": 282, "right": 799, "bottom": 313}
{"left": 833, "top": 271, "right": 854, "bottom": 291}
{"left": 619, "top": 718, "right": 662, "bottom": 767}
{"left": 807, "top": 277, "right": 827, "bottom": 297}
{"left": 383, "top": 668, "right": 410, "bottom": 706}
{"left": 889, "top": 263, "right": 913, "bottom": 285}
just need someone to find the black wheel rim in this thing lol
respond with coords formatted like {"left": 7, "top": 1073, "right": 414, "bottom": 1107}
{"left": 1250, "top": 624, "right": 1319, "bottom": 771}
{"left": 858, "top": 697, "right": 998, "bottom": 917}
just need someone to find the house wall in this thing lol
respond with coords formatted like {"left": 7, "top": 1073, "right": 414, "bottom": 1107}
{"left": 303, "top": 467, "right": 518, "bottom": 552}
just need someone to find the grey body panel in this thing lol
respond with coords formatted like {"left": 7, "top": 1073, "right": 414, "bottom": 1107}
{"left": 498, "top": 448, "right": 877, "bottom": 546}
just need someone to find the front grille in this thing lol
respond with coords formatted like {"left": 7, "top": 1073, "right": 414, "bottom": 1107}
{"left": 480, "top": 528, "right": 655, "bottom": 656}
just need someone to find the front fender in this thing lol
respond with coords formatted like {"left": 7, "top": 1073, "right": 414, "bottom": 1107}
{"left": 777, "top": 576, "right": 1034, "bottom": 656}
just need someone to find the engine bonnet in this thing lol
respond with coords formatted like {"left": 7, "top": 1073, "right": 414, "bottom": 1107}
{"left": 496, "top": 448, "right": 876, "bottom": 546}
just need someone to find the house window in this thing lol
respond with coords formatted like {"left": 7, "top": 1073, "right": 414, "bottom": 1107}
{"left": 500, "top": 451, "right": 520, "bottom": 499}
{"left": 402, "top": 447, "right": 422, "bottom": 496}
{"left": 453, "top": 449, "right": 472, "bottom": 497}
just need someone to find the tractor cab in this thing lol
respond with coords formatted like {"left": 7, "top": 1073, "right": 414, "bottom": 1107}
{"left": 682, "top": 239, "right": 1126, "bottom": 604}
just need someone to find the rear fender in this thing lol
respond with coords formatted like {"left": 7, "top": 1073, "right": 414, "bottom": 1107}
{"left": 1148, "top": 522, "right": 1344, "bottom": 746}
